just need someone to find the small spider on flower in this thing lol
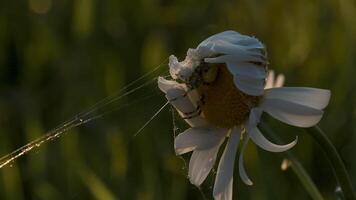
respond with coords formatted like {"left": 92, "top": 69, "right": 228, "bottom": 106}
{"left": 158, "top": 31, "right": 330, "bottom": 200}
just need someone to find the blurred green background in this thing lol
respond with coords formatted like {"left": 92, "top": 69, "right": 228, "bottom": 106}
{"left": 0, "top": 0, "right": 355, "bottom": 199}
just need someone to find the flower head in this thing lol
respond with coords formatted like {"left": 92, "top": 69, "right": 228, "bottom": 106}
{"left": 158, "top": 31, "right": 331, "bottom": 200}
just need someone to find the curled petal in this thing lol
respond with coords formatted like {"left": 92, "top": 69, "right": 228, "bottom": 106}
{"left": 174, "top": 127, "right": 227, "bottom": 155}
{"left": 204, "top": 54, "right": 266, "bottom": 66}
{"left": 248, "top": 108, "right": 263, "bottom": 129}
{"left": 198, "top": 31, "right": 265, "bottom": 56}
{"left": 261, "top": 98, "right": 324, "bottom": 127}
{"left": 234, "top": 75, "right": 265, "bottom": 96}
{"left": 238, "top": 136, "right": 253, "bottom": 186}
{"left": 224, "top": 62, "right": 266, "bottom": 79}
{"left": 198, "top": 30, "right": 266, "bottom": 65}
{"left": 213, "top": 127, "right": 241, "bottom": 198}
{"left": 237, "top": 108, "right": 260, "bottom": 186}
{"left": 209, "top": 59, "right": 267, "bottom": 96}
{"left": 207, "top": 41, "right": 265, "bottom": 61}
{"left": 264, "top": 87, "right": 331, "bottom": 110}
{"left": 198, "top": 31, "right": 244, "bottom": 47}
{"left": 249, "top": 126, "right": 298, "bottom": 152}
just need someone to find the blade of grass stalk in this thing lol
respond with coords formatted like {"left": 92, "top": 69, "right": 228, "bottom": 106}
{"left": 259, "top": 122, "right": 324, "bottom": 200}
{"left": 306, "top": 126, "right": 356, "bottom": 200}
{"left": 78, "top": 165, "right": 117, "bottom": 200}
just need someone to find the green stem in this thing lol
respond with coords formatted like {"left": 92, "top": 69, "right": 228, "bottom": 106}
{"left": 289, "top": 159, "right": 324, "bottom": 200}
{"left": 259, "top": 122, "right": 324, "bottom": 200}
{"left": 306, "top": 126, "right": 356, "bottom": 200}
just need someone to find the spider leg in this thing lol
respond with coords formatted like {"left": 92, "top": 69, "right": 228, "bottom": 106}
{"left": 183, "top": 105, "right": 201, "bottom": 115}
{"left": 182, "top": 107, "right": 202, "bottom": 119}
{"left": 168, "top": 87, "right": 194, "bottom": 103}
{"left": 169, "top": 92, "right": 188, "bottom": 102}
{"left": 166, "top": 83, "right": 204, "bottom": 120}
{"left": 181, "top": 95, "right": 205, "bottom": 119}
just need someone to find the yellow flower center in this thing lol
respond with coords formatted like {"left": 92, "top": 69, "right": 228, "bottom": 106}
{"left": 197, "top": 64, "right": 261, "bottom": 128}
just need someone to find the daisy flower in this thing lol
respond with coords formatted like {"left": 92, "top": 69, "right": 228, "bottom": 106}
{"left": 158, "top": 31, "right": 331, "bottom": 200}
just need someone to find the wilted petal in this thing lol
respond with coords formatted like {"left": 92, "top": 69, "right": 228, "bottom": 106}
{"left": 264, "top": 87, "right": 331, "bottom": 110}
{"left": 249, "top": 126, "right": 298, "bottom": 152}
{"left": 189, "top": 141, "right": 224, "bottom": 186}
{"left": 157, "top": 77, "right": 182, "bottom": 93}
{"left": 261, "top": 98, "right": 324, "bottom": 127}
{"left": 175, "top": 127, "right": 227, "bottom": 155}
{"left": 168, "top": 55, "right": 180, "bottom": 79}
{"left": 238, "top": 136, "right": 253, "bottom": 186}
{"left": 213, "top": 127, "right": 241, "bottom": 198}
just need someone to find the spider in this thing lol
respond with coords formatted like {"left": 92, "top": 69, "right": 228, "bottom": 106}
{"left": 169, "top": 60, "right": 267, "bottom": 128}
{"left": 168, "top": 61, "right": 219, "bottom": 120}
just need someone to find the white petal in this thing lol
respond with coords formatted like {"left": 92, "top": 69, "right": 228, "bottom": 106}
{"left": 248, "top": 108, "right": 263, "bottom": 129}
{"left": 225, "top": 62, "right": 266, "bottom": 79}
{"left": 198, "top": 31, "right": 241, "bottom": 51}
{"left": 189, "top": 142, "right": 224, "bottom": 186}
{"left": 174, "top": 127, "right": 227, "bottom": 155}
{"left": 265, "top": 71, "right": 285, "bottom": 89}
{"left": 204, "top": 54, "right": 266, "bottom": 65}
{"left": 234, "top": 75, "right": 265, "bottom": 96}
{"left": 198, "top": 31, "right": 264, "bottom": 53}
{"left": 249, "top": 126, "right": 297, "bottom": 152}
{"left": 199, "top": 31, "right": 241, "bottom": 44}
{"left": 234, "top": 37, "right": 265, "bottom": 49}
{"left": 214, "top": 179, "right": 233, "bottom": 200}
{"left": 261, "top": 98, "right": 324, "bottom": 127}
{"left": 213, "top": 127, "right": 241, "bottom": 198}
{"left": 275, "top": 74, "right": 285, "bottom": 88}
{"left": 264, "top": 87, "right": 331, "bottom": 110}
{"left": 209, "top": 41, "right": 265, "bottom": 59}
{"left": 264, "top": 70, "right": 275, "bottom": 89}
{"left": 238, "top": 137, "right": 253, "bottom": 185}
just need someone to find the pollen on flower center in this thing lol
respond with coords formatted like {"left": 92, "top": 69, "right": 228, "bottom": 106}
{"left": 197, "top": 64, "right": 261, "bottom": 128}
